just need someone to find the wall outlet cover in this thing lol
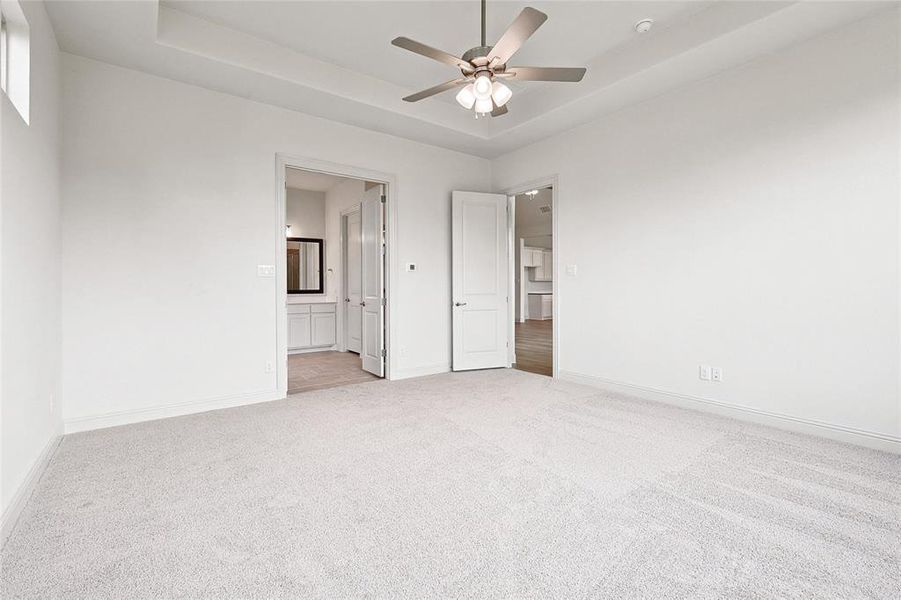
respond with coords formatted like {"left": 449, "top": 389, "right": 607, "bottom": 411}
{"left": 712, "top": 367, "right": 723, "bottom": 382}
{"left": 258, "top": 265, "right": 276, "bottom": 278}
{"left": 405, "top": 263, "right": 417, "bottom": 272}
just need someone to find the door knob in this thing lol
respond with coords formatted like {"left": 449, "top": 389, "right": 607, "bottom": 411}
{"left": 344, "top": 298, "right": 350, "bottom": 302}
{"left": 454, "top": 302, "right": 467, "bottom": 307}
{"left": 360, "top": 301, "right": 366, "bottom": 307}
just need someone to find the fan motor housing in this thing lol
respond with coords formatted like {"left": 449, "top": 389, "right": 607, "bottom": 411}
{"left": 462, "top": 45, "right": 494, "bottom": 67}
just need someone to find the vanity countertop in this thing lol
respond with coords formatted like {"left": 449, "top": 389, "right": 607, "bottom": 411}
{"left": 287, "top": 296, "right": 337, "bottom": 305}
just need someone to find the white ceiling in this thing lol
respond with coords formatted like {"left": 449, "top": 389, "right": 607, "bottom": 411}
{"left": 164, "top": 1, "right": 706, "bottom": 101}
{"left": 285, "top": 168, "right": 349, "bottom": 192}
{"left": 45, "top": 1, "right": 889, "bottom": 158}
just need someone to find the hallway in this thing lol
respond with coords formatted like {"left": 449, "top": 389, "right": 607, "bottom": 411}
{"left": 513, "top": 319, "right": 552, "bottom": 377}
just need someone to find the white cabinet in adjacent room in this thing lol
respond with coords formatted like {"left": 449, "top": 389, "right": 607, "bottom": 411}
{"left": 288, "top": 302, "right": 337, "bottom": 351}
{"left": 528, "top": 293, "right": 553, "bottom": 320}
{"left": 288, "top": 309, "right": 311, "bottom": 349}
{"left": 522, "top": 247, "right": 543, "bottom": 268}
{"left": 311, "top": 305, "right": 337, "bottom": 347}
{"left": 529, "top": 249, "right": 553, "bottom": 282}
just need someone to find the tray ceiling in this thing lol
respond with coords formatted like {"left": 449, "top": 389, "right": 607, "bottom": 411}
{"left": 45, "top": 1, "right": 888, "bottom": 158}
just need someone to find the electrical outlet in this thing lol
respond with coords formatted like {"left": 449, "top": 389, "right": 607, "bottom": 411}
{"left": 712, "top": 367, "right": 723, "bottom": 382}
{"left": 265, "top": 361, "right": 274, "bottom": 374}
{"left": 699, "top": 365, "right": 712, "bottom": 381}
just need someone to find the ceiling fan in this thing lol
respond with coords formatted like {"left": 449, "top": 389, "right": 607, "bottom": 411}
{"left": 391, "top": 0, "right": 587, "bottom": 117}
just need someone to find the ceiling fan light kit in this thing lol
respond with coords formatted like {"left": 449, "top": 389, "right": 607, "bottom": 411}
{"left": 392, "top": 0, "right": 587, "bottom": 118}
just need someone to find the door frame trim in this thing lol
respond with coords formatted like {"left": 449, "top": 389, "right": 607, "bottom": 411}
{"left": 275, "top": 154, "right": 397, "bottom": 396}
{"left": 502, "top": 175, "right": 559, "bottom": 378}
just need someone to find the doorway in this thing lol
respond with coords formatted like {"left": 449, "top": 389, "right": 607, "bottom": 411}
{"left": 510, "top": 184, "right": 555, "bottom": 377}
{"left": 449, "top": 185, "right": 557, "bottom": 377}
{"left": 276, "top": 156, "right": 395, "bottom": 397}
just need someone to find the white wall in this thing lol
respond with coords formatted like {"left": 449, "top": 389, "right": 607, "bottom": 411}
{"left": 1, "top": 0, "right": 61, "bottom": 531}
{"left": 494, "top": 12, "right": 901, "bottom": 441}
{"left": 285, "top": 188, "right": 325, "bottom": 239}
{"left": 60, "top": 54, "right": 491, "bottom": 428}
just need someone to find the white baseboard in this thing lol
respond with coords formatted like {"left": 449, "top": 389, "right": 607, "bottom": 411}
{"left": 557, "top": 370, "right": 900, "bottom": 454}
{"left": 64, "top": 388, "right": 284, "bottom": 434}
{"left": 392, "top": 362, "right": 451, "bottom": 380}
{"left": 1, "top": 432, "right": 62, "bottom": 548}
{"left": 288, "top": 345, "right": 338, "bottom": 355}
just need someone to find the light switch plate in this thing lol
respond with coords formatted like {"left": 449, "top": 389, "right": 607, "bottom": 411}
{"left": 566, "top": 264, "right": 578, "bottom": 276}
{"left": 699, "top": 365, "right": 712, "bottom": 381}
{"left": 258, "top": 265, "right": 276, "bottom": 278}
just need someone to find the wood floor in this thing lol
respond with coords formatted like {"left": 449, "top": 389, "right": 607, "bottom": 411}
{"left": 288, "top": 350, "right": 380, "bottom": 394}
{"left": 514, "top": 319, "right": 552, "bottom": 376}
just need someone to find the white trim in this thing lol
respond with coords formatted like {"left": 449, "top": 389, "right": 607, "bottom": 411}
{"left": 63, "top": 388, "right": 283, "bottom": 434}
{"left": 506, "top": 195, "right": 515, "bottom": 367}
{"left": 276, "top": 155, "right": 398, "bottom": 392}
{"left": 288, "top": 345, "right": 338, "bottom": 355}
{"left": 392, "top": 362, "right": 450, "bottom": 380}
{"left": 558, "top": 370, "right": 901, "bottom": 454}
{"left": 1, "top": 433, "right": 62, "bottom": 548}
{"left": 503, "top": 175, "right": 559, "bottom": 378}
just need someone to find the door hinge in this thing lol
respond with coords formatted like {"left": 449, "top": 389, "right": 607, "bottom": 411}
{"left": 381, "top": 297, "right": 387, "bottom": 306}
{"left": 381, "top": 349, "right": 387, "bottom": 357}
{"left": 380, "top": 195, "right": 386, "bottom": 204}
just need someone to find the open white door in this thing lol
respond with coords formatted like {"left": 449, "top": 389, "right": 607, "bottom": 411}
{"left": 344, "top": 209, "right": 363, "bottom": 353}
{"left": 452, "top": 191, "right": 509, "bottom": 371}
{"left": 361, "top": 185, "right": 385, "bottom": 376}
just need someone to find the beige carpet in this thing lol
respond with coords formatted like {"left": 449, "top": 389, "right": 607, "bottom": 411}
{"left": 2, "top": 369, "right": 899, "bottom": 598}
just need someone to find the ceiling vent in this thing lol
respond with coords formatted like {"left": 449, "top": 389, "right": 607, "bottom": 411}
{"left": 538, "top": 205, "right": 551, "bottom": 214}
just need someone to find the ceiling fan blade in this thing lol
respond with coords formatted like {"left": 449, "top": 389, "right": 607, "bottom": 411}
{"left": 504, "top": 66, "right": 586, "bottom": 82}
{"left": 487, "top": 7, "right": 548, "bottom": 65}
{"left": 402, "top": 78, "right": 469, "bottom": 102}
{"left": 391, "top": 37, "right": 473, "bottom": 72}
{"left": 490, "top": 104, "right": 508, "bottom": 117}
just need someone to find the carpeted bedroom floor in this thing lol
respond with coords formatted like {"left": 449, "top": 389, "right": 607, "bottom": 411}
{"left": 2, "top": 369, "right": 899, "bottom": 599}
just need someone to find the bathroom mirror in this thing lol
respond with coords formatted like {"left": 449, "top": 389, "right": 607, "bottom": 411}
{"left": 287, "top": 238, "right": 324, "bottom": 294}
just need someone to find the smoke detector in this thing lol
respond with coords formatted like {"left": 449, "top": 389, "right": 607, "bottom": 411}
{"left": 635, "top": 19, "right": 654, "bottom": 34}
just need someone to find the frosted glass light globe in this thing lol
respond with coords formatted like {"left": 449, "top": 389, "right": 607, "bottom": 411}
{"left": 491, "top": 81, "right": 512, "bottom": 107}
{"left": 456, "top": 84, "right": 476, "bottom": 109}
{"left": 473, "top": 74, "right": 493, "bottom": 100}
{"left": 474, "top": 97, "right": 493, "bottom": 114}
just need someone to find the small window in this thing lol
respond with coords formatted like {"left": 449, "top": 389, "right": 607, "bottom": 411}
{"left": 1, "top": 14, "right": 8, "bottom": 94}
{"left": 0, "top": 0, "right": 29, "bottom": 123}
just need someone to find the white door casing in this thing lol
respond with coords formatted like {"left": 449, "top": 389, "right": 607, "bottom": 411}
{"left": 507, "top": 195, "right": 516, "bottom": 367}
{"left": 361, "top": 185, "right": 385, "bottom": 376}
{"left": 344, "top": 209, "right": 363, "bottom": 353}
{"left": 452, "top": 191, "right": 509, "bottom": 371}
